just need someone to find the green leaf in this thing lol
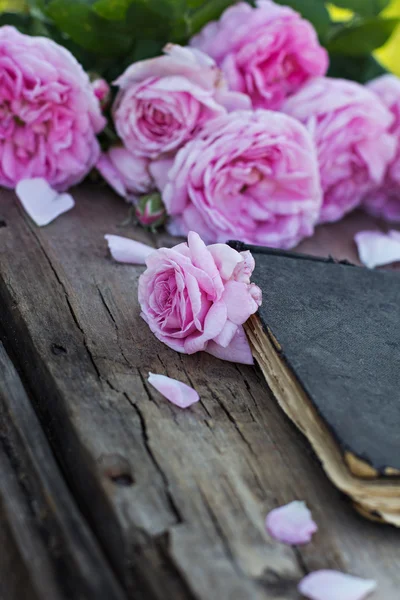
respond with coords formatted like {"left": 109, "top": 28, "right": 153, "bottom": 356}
{"left": 0, "top": 11, "right": 30, "bottom": 29}
{"left": 92, "top": 0, "right": 133, "bottom": 21}
{"left": 330, "top": 0, "right": 390, "bottom": 17}
{"left": 326, "top": 17, "right": 399, "bottom": 55}
{"left": 186, "top": 0, "right": 204, "bottom": 8}
{"left": 189, "top": 0, "right": 237, "bottom": 35}
{"left": 46, "top": 0, "right": 133, "bottom": 55}
{"left": 328, "top": 53, "right": 388, "bottom": 83}
{"left": 274, "top": 0, "right": 331, "bottom": 36}
{"left": 124, "top": 0, "right": 179, "bottom": 37}
{"left": 129, "top": 38, "right": 164, "bottom": 61}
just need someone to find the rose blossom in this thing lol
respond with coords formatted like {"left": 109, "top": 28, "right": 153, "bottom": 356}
{"left": 113, "top": 43, "right": 250, "bottom": 159}
{"left": 364, "top": 75, "right": 400, "bottom": 222}
{"left": 151, "top": 110, "right": 322, "bottom": 249}
{"left": 190, "top": 0, "right": 328, "bottom": 110}
{"left": 97, "top": 146, "right": 153, "bottom": 201}
{"left": 138, "top": 231, "right": 262, "bottom": 364}
{"left": 0, "top": 26, "right": 105, "bottom": 191}
{"left": 282, "top": 77, "right": 396, "bottom": 224}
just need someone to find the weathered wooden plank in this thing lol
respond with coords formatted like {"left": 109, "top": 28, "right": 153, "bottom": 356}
{"left": 0, "top": 340, "right": 125, "bottom": 600}
{"left": 0, "top": 185, "right": 399, "bottom": 599}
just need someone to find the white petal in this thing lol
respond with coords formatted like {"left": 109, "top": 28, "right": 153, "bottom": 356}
{"left": 266, "top": 501, "right": 317, "bottom": 545}
{"left": 105, "top": 235, "right": 155, "bottom": 264}
{"left": 355, "top": 230, "right": 400, "bottom": 269}
{"left": 299, "top": 570, "right": 377, "bottom": 600}
{"left": 148, "top": 372, "right": 199, "bottom": 408}
{"left": 16, "top": 178, "right": 74, "bottom": 226}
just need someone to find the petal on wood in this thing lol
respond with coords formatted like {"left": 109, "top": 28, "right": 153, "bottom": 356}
{"left": 16, "top": 178, "right": 74, "bottom": 227}
{"left": 147, "top": 373, "right": 200, "bottom": 409}
{"left": 105, "top": 235, "right": 155, "bottom": 264}
{"left": 354, "top": 230, "right": 400, "bottom": 269}
{"left": 206, "top": 325, "right": 254, "bottom": 365}
{"left": 266, "top": 501, "right": 317, "bottom": 545}
{"left": 299, "top": 570, "right": 377, "bottom": 600}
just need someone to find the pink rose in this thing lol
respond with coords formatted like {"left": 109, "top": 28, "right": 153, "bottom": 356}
{"left": 138, "top": 231, "right": 262, "bottom": 364}
{"left": 97, "top": 146, "right": 153, "bottom": 201}
{"left": 364, "top": 75, "right": 400, "bottom": 222}
{"left": 152, "top": 110, "right": 322, "bottom": 249}
{"left": 113, "top": 43, "right": 250, "bottom": 159}
{"left": 190, "top": 0, "right": 328, "bottom": 110}
{"left": 0, "top": 26, "right": 105, "bottom": 191}
{"left": 282, "top": 77, "right": 396, "bottom": 224}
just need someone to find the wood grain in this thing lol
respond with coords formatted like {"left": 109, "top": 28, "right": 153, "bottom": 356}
{"left": 0, "top": 340, "right": 125, "bottom": 600}
{"left": 0, "top": 184, "right": 399, "bottom": 599}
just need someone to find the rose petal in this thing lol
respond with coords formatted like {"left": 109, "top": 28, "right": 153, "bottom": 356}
{"left": 184, "top": 301, "right": 227, "bottom": 354}
{"left": 233, "top": 251, "right": 256, "bottom": 283}
{"left": 16, "top": 178, "right": 74, "bottom": 227}
{"left": 354, "top": 230, "right": 400, "bottom": 269}
{"left": 299, "top": 570, "right": 377, "bottom": 600}
{"left": 215, "top": 89, "right": 252, "bottom": 112}
{"left": 147, "top": 372, "right": 200, "bottom": 408}
{"left": 187, "top": 231, "right": 224, "bottom": 297}
{"left": 266, "top": 501, "right": 318, "bottom": 545}
{"left": 206, "top": 325, "right": 254, "bottom": 365}
{"left": 207, "top": 243, "right": 244, "bottom": 281}
{"left": 105, "top": 235, "right": 155, "bottom": 264}
{"left": 149, "top": 158, "right": 175, "bottom": 193}
{"left": 212, "top": 320, "right": 238, "bottom": 348}
{"left": 222, "top": 280, "right": 259, "bottom": 325}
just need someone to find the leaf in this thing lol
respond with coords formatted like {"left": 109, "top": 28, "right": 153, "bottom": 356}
{"left": 129, "top": 38, "right": 164, "bottom": 61}
{"left": 328, "top": 53, "right": 388, "bottom": 83}
{"left": 274, "top": 0, "right": 331, "bottom": 36}
{"left": 46, "top": 0, "right": 133, "bottom": 55}
{"left": 186, "top": 0, "right": 204, "bottom": 8}
{"left": 189, "top": 0, "right": 238, "bottom": 35}
{"left": 330, "top": 0, "right": 390, "bottom": 17}
{"left": 92, "top": 0, "right": 133, "bottom": 20}
{"left": 0, "top": 10, "right": 30, "bottom": 29}
{"left": 124, "top": 0, "right": 178, "bottom": 37}
{"left": 326, "top": 17, "right": 399, "bottom": 55}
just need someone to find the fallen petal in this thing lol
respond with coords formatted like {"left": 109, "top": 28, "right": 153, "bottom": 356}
{"left": 299, "top": 570, "right": 377, "bottom": 600}
{"left": 266, "top": 501, "right": 317, "bottom": 545}
{"left": 147, "top": 372, "right": 200, "bottom": 408}
{"left": 354, "top": 230, "right": 400, "bottom": 268}
{"left": 105, "top": 235, "right": 155, "bottom": 264}
{"left": 206, "top": 325, "right": 254, "bottom": 365}
{"left": 16, "top": 178, "right": 74, "bottom": 226}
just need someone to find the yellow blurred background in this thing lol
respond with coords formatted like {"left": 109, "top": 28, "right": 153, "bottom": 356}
{"left": 0, "top": 0, "right": 25, "bottom": 11}
{"left": 329, "top": 0, "right": 400, "bottom": 76}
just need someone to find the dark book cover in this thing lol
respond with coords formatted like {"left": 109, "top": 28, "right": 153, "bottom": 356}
{"left": 230, "top": 242, "right": 400, "bottom": 478}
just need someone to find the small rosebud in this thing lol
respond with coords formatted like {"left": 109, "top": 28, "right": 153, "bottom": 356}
{"left": 136, "top": 193, "right": 167, "bottom": 231}
{"left": 92, "top": 78, "right": 111, "bottom": 110}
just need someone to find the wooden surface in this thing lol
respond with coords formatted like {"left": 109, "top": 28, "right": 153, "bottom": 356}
{"left": 0, "top": 184, "right": 399, "bottom": 600}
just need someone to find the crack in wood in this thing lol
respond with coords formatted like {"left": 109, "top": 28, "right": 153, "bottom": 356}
{"left": 124, "top": 379, "right": 183, "bottom": 528}
{"left": 197, "top": 485, "right": 244, "bottom": 580}
{"left": 205, "top": 382, "right": 258, "bottom": 458}
{"left": 96, "top": 285, "right": 131, "bottom": 368}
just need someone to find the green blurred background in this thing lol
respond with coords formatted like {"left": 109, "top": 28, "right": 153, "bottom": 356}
{"left": 0, "top": 0, "right": 399, "bottom": 81}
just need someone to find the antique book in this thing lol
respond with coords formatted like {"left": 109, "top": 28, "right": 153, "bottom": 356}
{"left": 229, "top": 242, "right": 400, "bottom": 526}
